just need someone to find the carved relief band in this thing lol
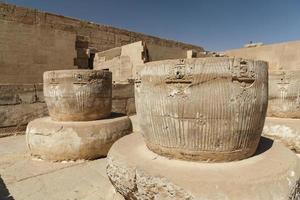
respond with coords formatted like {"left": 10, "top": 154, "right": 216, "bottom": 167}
{"left": 267, "top": 70, "right": 300, "bottom": 118}
{"left": 44, "top": 69, "right": 112, "bottom": 121}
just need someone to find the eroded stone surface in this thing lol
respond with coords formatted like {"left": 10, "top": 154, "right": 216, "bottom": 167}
{"left": 135, "top": 57, "right": 268, "bottom": 162}
{"left": 107, "top": 134, "right": 300, "bottom": 200}
{"left": 263, "top": 117, "right": 300, "bottom": 153}
{"left": 26, "top": 115, "right": 132, "bottom": 161}
{"left": 44, "top": 69, "right": 112, "bottom": 121}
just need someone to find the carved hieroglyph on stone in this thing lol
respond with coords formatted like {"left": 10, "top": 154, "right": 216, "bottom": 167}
{"left": 267, "top": 70, "right": 300, "bottom": 118}
{"left": 107, "top": 134, "right": 300, "bottom": 200}
{"left": 26, "top": 115, "right": 132, "bottom": 161}
{"left": 263, "top": 117, "right": 300, "bottom": 153}
{"left": 135, "top": 57, "right": 268, "bottom": 162}
{"left": 44, "top": 69, "right": 112, "bottom": 121}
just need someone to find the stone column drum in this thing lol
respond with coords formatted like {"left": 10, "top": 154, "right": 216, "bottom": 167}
{"left": 26, "top": 69, "right": 132, "bottom": 161}
{"left": 135, "top": 57, "right": 268, "bottom": 162}
{"left": 44, "top": 69, "right": 112, "bottom": 121}
{"left": 26, "top": 115, "right": 132, "bottom": 161}
{"left": 107, "top": 134, "right": 300, "bottom": 200}
{"left": 267, "top": 70, "right": 300, "bottom": 118}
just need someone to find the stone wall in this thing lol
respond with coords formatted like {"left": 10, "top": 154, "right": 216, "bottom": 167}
{"left": 112, "top": 82, "right": 135, "bottom": 115}
{"left": 0, "top": 2, "right": 204, "bottom": 84}
{"left": 224, "top": 40, "right": 300, "bottom": 71}
{"left": 0, "top": 84, "right": 48, "bottom": 137}
{"left": 0, "top": 2, "right": 204, "bottom": 135}
{"left": 94, "top": 41, "right": 205, "bottom": 114}
{"left": 94, "top": 41, "right": 146, "bottom": 83}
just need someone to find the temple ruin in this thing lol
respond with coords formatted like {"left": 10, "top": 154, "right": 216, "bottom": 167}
{"left": 0, "top": 2, "right": 300, "bottom": 200}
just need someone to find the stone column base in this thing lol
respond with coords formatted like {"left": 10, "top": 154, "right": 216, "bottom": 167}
{"left": 107, "top": 133, "right": 300, "bottom": 200}
{"left": 263, "top": 117, "right": 300, "bottom": 153}
{"left": 26, "top": 115, "right": 132, "bottom": 161}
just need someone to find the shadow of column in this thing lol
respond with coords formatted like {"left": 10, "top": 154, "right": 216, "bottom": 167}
{"left": 253, "top": 136, "right": 274, "bottom": 156}
{"left": 0, "top": 176, "right": 15, "bottom": 200}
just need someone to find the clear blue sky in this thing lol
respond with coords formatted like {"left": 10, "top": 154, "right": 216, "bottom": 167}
{"left": 4, "top": 0, "right": 300, "bottom": 51}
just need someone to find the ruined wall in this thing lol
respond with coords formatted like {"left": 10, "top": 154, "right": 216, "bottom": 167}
{"left": 0, "top": 2, "right": 204, "bottom": 135}
{"left": 94, "top": 41, "right": 146, "bottom": 82}
{"left": 0, "top": 84, "right": 48, "bottom": 137}
{"left": 0, "top": 3, "right": 204, "bottom": 84}
{"left": 224, "top": 40, "right": 300, "bottom": 71}
{"left": 112, "top": 82, "right": 135, "bottom": 116}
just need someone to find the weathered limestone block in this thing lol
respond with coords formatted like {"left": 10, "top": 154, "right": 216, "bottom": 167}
{"left": 112, "top": 82, "right": 134, "bottom": 99}
{"left": 26, "top": 115, "right": 132, "bottom": 161}
{"left": 263, "top": 117, "right": 300, "bottom": 153}
{"left": 0, "top": 83, "right": 48, "bottom": 136}
{"left": 94, "top": 41, "right": 146, "bottom": 82}
{"left": 135, "top": 57, "right": 268, "bottom": 162}
{"left": 44, "top": 69, "right": 112, "bottom": 121}
{"left": 107, "top": 134, "right": 300, "bottom": 200}
{"left": 112, "top": 99, "right": 127, "bottom": 115}
{"left": 126, "top": 98, "right": 136, "bottom": 115}
{"left": 0, "top": 84, "right": 44, "bottom": 105}
{"left": 0, "top": 103, "right": 48, "bottom": 128}
{"left": 111, "top": 82, "right": 136, "bottom": 115}
{"left": 267, "top": 70, "right": 300, "bottom": 118}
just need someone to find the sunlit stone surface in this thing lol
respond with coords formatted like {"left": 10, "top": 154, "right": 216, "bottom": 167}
{"left": 135, "top": 57, "right": 268, "bottom": 162}
{"left": 107, "top": 133, "right": 300, "bottom": 200}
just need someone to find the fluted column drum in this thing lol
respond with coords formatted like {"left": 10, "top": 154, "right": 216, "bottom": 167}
{"left": 44, "top": 69, "right": 112, "bottom": 121}
{"left": 267, "top": 70, "right": 300, "bottom": 118}
{"left": 135, "top": 57, "right": 268, "bottom": 162}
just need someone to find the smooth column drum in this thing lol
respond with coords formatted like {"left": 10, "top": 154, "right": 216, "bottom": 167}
{"left": 135, "top": 57, "right": 268, "bottom": 162}
{"left": 44, "top": 69, "right": 112, "bottom": 121}
{"left": 267, "top": 70, "right": 300, "bottom": 118}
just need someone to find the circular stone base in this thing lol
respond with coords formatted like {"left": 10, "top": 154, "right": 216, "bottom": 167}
{"left": 263, "top": 117, "right": 300, "bottom": 153}
{"left": 26, "top": 115, "right": 132, "bottom": 161}
{"left": 107, "top": 134, "right": 300, "bottom": 200}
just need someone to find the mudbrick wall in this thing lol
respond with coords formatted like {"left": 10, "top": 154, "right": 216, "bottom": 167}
{"left": 0, "top": 2, "right": 204, "bottom": 136}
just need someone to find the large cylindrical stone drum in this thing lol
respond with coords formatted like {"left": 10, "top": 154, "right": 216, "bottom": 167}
{"left": 267, "top": 70, "right": 300, "bottom": 118}
{"left": 135, "top": 57, "right": 268, "bottom": 162}
{"left": 44, "top": 69, "right": 112, "bottom": 121}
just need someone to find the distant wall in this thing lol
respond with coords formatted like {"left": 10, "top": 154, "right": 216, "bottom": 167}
{"left": 94, "top": 41, "right": 202, "bottom": 83}
{"left": 224, "top": 40, "right": 300, "bottom": 71}
{"left": 0, "top": 84, "right": 48, "bottom": 137}
{"left": 94, "top": 41, "right": 205, "bottom": 115}
{"left": 0, "top": 2, "right": 204, "bottom": 84}
{"left": 0, "top": 2, "right": 204, "bottom": 135}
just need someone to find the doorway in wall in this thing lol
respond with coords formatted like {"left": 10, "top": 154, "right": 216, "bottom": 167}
{"left": 88, "top": 53, "right": 95, "bottom": 69}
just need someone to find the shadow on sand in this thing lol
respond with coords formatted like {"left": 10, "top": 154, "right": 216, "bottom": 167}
{"left": 0, "top": 176, "right": 15, "bottom": 200}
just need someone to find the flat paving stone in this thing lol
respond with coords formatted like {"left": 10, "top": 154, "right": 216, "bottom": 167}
{"left": 0, "top": 135, "right": 119, "bottom": 200}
